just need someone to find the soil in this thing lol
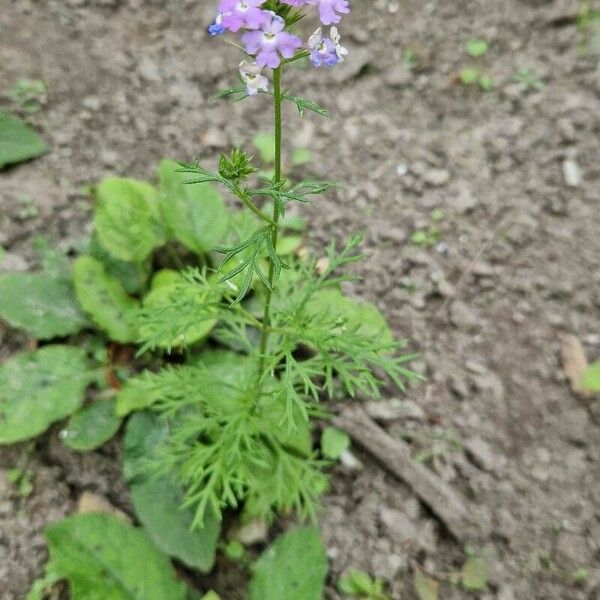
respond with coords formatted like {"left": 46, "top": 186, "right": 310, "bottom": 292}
{"left": 1, "top": 0, "right": 600, "bottom": 599}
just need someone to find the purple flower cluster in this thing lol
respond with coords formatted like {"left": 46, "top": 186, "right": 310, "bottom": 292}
{"left": 209, "top": 0, "right": 350, "bottom": 94}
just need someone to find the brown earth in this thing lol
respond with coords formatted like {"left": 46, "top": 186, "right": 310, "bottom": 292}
{"left": 1, "top": 0, "right": 600, "bottom": 599}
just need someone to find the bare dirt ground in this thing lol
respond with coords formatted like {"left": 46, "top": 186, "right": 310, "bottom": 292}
{"left": 1, "top": 0, "right": 600, "bottom": 598}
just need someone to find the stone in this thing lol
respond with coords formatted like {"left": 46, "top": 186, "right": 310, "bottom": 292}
{"left": 234, "top": 517, "right": 268, "bottom": 545}
{"left": 465, "top": 437, "right": 500, "bottom": 472}
{"left": 0, "top": 252, "right": 29, "bottom": 273}
{"left": 379, "top": 506, "right": 417, "bottom": 543}
{"left": 563, "top": 159, "right": 582, "bottom": 187}
{"left": 449, "top": 300, "right": 480, "bottom": 331}
{"left": 77, "top": 491, "right": 131, "bottom": 522}
{"left": 385, "top": 64, "right": 412, "bottom": 88}
{"left": 558, "top": 408, "right": 589, "bottom": 446}
{"left": 364, "top": 399, "right": 425, "bottom": 422}
{"left": 423, "top": 168, "right": 450, "bottom": 187}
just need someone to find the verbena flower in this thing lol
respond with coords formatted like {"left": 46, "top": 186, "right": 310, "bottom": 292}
{"left": 308, "top": 26, "right": 348, "bottom": 67}
{"left": 208, "top": 11, "right": 227, "bottom": 35}
{"left": 241, "top": 12, "right": 303, "bottom": 68}
{"left": 239, "top": 60, "right": 270, "bottom": 95}
{"left": 312, "top": 0, "right": 350, "bottom": 25}
{"left": 218, "top": 0, "right": 269, "bottom": 33}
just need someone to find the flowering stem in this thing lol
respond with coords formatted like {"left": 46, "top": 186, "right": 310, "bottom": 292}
{"left": 258, "top": 65, "right": 283, "bottom": 373}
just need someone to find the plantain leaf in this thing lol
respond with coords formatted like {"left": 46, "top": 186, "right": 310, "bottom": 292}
{"left": 73, "top": 255, "right": 139, "bottom": 343}
{"left": 61, "top": 398, "right": 122, "bottom": 451}
{"left": 46, "top": 513, "right": 189, "bottom": 600}
{"left": 158, "top": 159, "right": 229, "bottom": 254}
{"left": 0, "top": 272, "right": 88, "bottom": 339}
{"left": 308, "top": 288, "right": 393, "bottom": 343}
{"left": 0, "top": 110, "right": 47, "bottom": 168}
{"left": 89, "top": 234, "right": 152, "bottom": 295}
{"left": 124, "top": 412, "right": 220, "bottom": 572}
{"left": 249, "top": 527, "right": 327, "bottom": 600}
{"left": 94, "top": 177, "right": 166, "bottom": 262}
{"left": 0, "top": 345, "right": 90, "bottom": 444}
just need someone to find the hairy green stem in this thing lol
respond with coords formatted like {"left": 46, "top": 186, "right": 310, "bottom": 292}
{"left": 258, "top": 66, "right": 283, "bottom": 373}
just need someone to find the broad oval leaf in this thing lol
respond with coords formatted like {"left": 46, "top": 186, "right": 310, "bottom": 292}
{"left": 46, "top": 513, "right": 189, "bottom": 600}
{"left": 95, "top": 177, "right": 166, "bottom": 262}
{"left": 0, "top": 345, "right": 90, "bottom": 444}
{"left": 0, "top": 111, "right": 47, "bottom": 168}
{"left": 73, "top": 255, "right": 139, "bottom": 343}
{"left": 158, "top": 159, "right": 229, "bottom": 254}
{"left": 321, "top": 427, "right": 350, "bottom": 460}
{"left": 308, "top": 288, "right": 393, "bottom": 344}
{"left": 89, "top": 234, "right": 152, "bottom": 295}
{"left": 124, "top": 412, "right": 220, "bottom": 572}
{"left": 61, "top": 398, "right": 121, "bottom": 452}
{"left": 462, "top": 556, "right": 489, "bottom": 591}
{"left": 582, "top": 361, "right": 600, "bottom": 393}
{"left": 0, "top": 272, "right": 88, "bottom": 340}
{"left": 249, "top": 527, "right": 327, "bottom": 600}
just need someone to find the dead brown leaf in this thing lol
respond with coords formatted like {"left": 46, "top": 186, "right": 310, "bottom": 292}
{"left": 560, "top": 334, "right": 592, "bottom": 399}
{"left": 77, "top": 491, "right": 131, "bottom": 523}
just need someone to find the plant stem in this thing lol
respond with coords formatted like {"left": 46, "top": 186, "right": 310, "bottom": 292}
{"left": 258, "top": 66, "right": 283, "bottom": 373}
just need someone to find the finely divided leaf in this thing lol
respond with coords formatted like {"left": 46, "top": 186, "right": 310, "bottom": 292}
{"left": 124, "top": 412, "right": 220, "bottom": 572}
{"left": 0, "top": 345, "right": 90, "bottom": 444}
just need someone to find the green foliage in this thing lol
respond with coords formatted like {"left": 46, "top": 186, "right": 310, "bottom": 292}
{"left": 139, "top": 270, "right": 220, "bottom": 350}
{"left": 582, "top": 361, "right": 600, "bottom": 392}
{"left": 8, "top": 466, "right": 34, "bottom": 497}
{"left": 249, "top": 527, "right": 327, "bottom": 600}
{"left": 123, "top": 412, "right": 220, "bottom": 571}
{"left": 512, "top": 68, "right": 545, "bottom": 92}
{"left": 46, "top": 513, "right": 189, "bottom": 600}
{"left": 130, "top": 237, "right": 417, "bottom": 525}
{"left": 219, "top": 148, "right": 257, "bottom": 180}
{"left": 466, "top": 39, "right": 489, "bottom": 58}
{"left": 0, "top": 345, "right": 90, "bottom": 444}
{"left": 61, "top": 399, "right": 122, "bottom": 451}
{"left": 127, "top": 352, "right": 322, "bottom": 525}
{"left": 414, "top": 570, "right": 439, "bottom": 600}
{"left": 0, "top": 271, "right": 88, "bottom": 339}
{"left": 25, "top": 568, "right": 62, "bottom": 600}
{"left": 338, "top": 569, "right": 391, "bottom": 600}
{"left": 158, "top": 160, "right": 228, "bottom": 254}
{"left": 6, "top": 78, "right": 47, "bottom": 113}
{"left": 73, "top": 255, "right": 139, "bottom": 343}
{"left": 0, "top": 110, "right": 47, "bottom": 168}
{"left": 321, "top": 427, "right": 350, "bottom": 459}
{"left": 461, "top": 556, "right": 489, "bottom": 591}
{"left": 459, "top": 68, "right": 492, "bottom": 91}
{"left": 89, "top": 234, "right": 152, "bottom": 295}
{"left": 94, "top": 177, "right": 166, "bottom": 262}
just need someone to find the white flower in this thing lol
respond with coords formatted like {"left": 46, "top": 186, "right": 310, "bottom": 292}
{"left": 239, "top": 60, "right": 269, "bottom": 96}
{"left": 329, "top": 26, "right": 348, "bottom": 62}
